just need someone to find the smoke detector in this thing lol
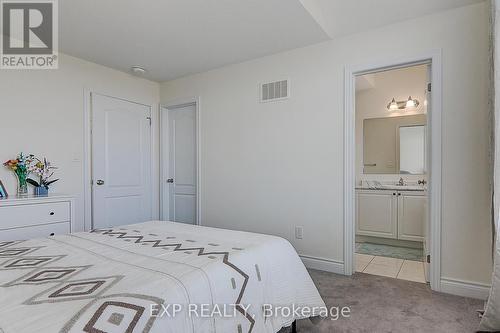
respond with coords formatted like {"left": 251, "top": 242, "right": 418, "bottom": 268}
{"left": 130, "top": 66, "right": 147, "bottom": 76}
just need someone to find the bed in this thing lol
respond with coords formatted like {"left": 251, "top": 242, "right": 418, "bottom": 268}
{"left": 0, "top": 221, "right": 325, "bottom": 333}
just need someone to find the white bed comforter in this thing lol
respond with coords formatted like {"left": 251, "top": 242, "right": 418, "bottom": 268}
{"left": 0, "top": 221, "right": 325, "bottom": 333}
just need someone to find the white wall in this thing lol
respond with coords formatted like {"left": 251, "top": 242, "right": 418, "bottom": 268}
{"left": 355, "top": 65, "right": 427, "bottom": 183}
{"left": 0, "top": 53, "right": 160, "bottom": 232}
{"left": 161, "top": 3, "right": 492, "bottom": 285}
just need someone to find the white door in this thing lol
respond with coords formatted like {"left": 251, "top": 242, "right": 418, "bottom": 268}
{"left": 92, "top": 93, "right": 152, "bottom": 229}
{"left": 424, "top": 64, "right": 432, "bottom": 282}
{"left": 161, "top": 104, "right": 197, "bottom": 224}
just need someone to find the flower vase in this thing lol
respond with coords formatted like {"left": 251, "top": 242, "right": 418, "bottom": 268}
{"left": 16, "top": 173, "right": 28, "bottom": 196}
{"left": 34, "top": 186, "right": 48, "bottom": 196}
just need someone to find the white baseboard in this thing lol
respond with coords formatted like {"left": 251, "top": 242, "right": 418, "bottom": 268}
{"left": 300, "top": 255, "right": 345, "bottom": 275}
{"left": 299, "top": 257, "right": 490, "bottom": 300}
{"left": 299, "top": 255, "right": 490, "bottom": 300}
{"left": 440, "top": 278, "right": 491, "bottom": 300}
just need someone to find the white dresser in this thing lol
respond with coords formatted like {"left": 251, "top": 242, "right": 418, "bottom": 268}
{"left": 0, "top": 195, "right": 75, "bottom": 241}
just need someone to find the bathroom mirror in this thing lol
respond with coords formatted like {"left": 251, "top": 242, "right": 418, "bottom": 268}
{"left": 363, "top": 114, "right": 426, "bottom": 175}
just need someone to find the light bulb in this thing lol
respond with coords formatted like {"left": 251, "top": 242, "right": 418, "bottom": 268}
{"left": 388, "top": 98, "right": 398, "bottom": 110}
{"left": 406, "top": 96, "right": 416, "bottom": 108}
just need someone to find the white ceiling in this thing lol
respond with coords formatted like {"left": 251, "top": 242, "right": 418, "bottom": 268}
{"left": 60, "top": 0, "right": 484, "bottom": 82}
{"left": 299, "top": 0, "right": 484, "bottom": 39}
{"left": 59, "top": 0, "right": 329, "bottom": 82}
{"left": 356, "top": 74, "right": 375, "bottom": 92}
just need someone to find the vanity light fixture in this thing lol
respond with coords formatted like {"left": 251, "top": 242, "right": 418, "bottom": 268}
{"left": 388, "top": 98, "right": 399, "bottom": 111}
{"left": 386, "top": 96, "right": 420, "bottom": 111}
{"left": 405, "top": 96, "right": 418, "bottom": 108}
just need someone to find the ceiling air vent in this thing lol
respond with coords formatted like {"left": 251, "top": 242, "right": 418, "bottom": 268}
{"left": 260, "top": 79, "right": 289, "bottom": 102}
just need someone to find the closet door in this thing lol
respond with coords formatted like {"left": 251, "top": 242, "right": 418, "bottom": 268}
{"left": 92, "top": 93, "right": 152, "bottom": 229}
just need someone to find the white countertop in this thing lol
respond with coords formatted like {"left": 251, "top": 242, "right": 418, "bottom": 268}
{"left": 356, "top": 185, "right": 426, "bottom": 192}
{"left": 0, "top": 194, "right": 74, "bottom": 202}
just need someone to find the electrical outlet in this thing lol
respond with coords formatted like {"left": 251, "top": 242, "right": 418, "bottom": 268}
{"left": 295, "top": 226, "right": 303, "bottom": 239}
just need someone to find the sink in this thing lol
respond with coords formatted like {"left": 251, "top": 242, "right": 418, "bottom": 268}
{"left": 357, "top": 181, "right": 426, "bottom": 191}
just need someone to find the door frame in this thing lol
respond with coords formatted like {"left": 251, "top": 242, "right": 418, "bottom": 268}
{"left": 83, "top": 89, "right": 158, "bottom": 231}
{"left": 159, "top": 96, "right": 201, "bottom": 225}
{"left": 343, "top": 50, "right": 442, "bottom": 291}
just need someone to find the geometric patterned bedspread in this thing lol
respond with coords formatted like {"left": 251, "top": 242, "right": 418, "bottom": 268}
{"left": 0, "top": 221, "right": 325, "bottom": 333}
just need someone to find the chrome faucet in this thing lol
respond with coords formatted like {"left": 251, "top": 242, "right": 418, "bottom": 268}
{"left": 398, "top": 177, "right": 404, "bottom": 186}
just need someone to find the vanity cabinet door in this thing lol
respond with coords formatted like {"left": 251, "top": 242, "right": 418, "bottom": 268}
{"left": 356, "top": 190, "right": 397, "bottom": 239}
{"left": 397, "top": 192, "right": 425, "bottom": 242}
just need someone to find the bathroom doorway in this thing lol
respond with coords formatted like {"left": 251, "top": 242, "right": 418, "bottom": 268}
{"left": 344, "top": 53, "right": 442, "bottom": 291}
{"left": 355, "top": 65, "right": 428, "bottom": 283}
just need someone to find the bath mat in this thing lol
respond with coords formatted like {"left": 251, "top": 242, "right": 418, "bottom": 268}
{"left": 356, "top": 242, "right": 424, "bottom": 261}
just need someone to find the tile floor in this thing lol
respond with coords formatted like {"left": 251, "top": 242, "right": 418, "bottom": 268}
{"left": 355, "top": 253, "right": 426, "bottom": 283}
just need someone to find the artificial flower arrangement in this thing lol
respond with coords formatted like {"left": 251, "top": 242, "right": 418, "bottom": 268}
{"left": 26, "top": 157, "right": 59, "bottom": 196}
{"left": 3, "top": 153, "right": 59, "bottom": 196}
{"left": 3, "top": 153, "right": 34, "bottom": 195}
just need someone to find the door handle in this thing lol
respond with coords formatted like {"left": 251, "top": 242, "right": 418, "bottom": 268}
{"left": 166, "top": 178, "right": 174, "bottom": 183}
{"left": 96, "top": 180, "right": 105, "bottom": 185}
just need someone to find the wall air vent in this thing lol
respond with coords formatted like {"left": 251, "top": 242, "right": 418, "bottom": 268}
{"left": 260, "top": 79, "right": 289, "bottom": 102}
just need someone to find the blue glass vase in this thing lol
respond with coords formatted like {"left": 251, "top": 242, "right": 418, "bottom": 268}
{"left": 34, "top": 186, "right": 48, "bottom": 196}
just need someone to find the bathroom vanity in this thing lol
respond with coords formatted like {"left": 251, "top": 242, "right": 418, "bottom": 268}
{"left": 357, "top": 113, "right": 428, "bottom": 243}
{"left": 355, "top": 187, "right": 426, "bottom": 242}
{"left": 353, "top": 105, "right": 430, "bottom": 264}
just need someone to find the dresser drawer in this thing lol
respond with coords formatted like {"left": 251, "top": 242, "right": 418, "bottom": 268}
{"left": 0, "top": 222, "right": 70, "bottom": 241}
{"left": 0, "top": 202, "right": 70, "bottom": 229}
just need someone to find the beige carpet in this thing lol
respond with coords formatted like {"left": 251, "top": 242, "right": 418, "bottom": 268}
{"left": 279, "top": 269, "right": 484, "bottom": 333}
